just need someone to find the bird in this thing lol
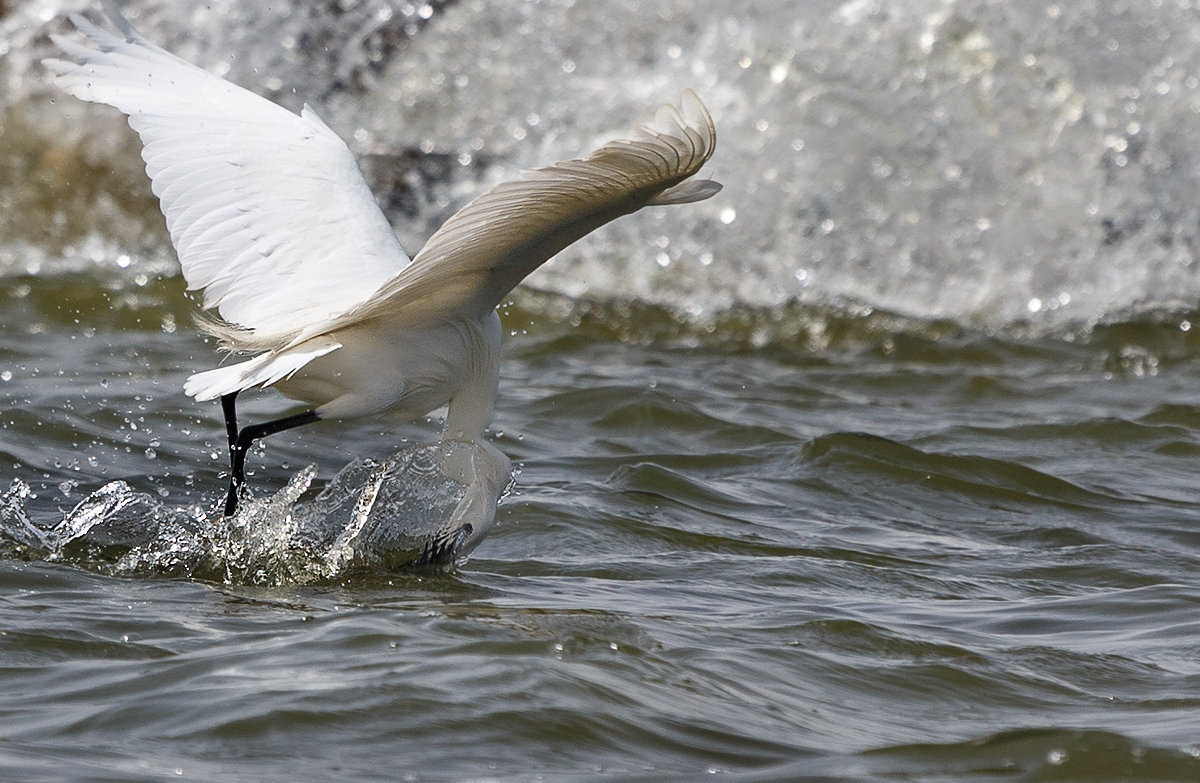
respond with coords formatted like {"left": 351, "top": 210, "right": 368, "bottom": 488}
{"left": 44, "top": 2, "right": 721, "bottom": 517}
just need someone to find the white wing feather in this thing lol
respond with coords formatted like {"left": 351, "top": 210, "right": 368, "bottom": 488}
{"left": 46, "top": 6, "right": 720, "bottom": 405}
{"left": 43, "top": 6, "right": 410, "bottom": 341}
{"left": 305, "top": 90, "right": 721, "bottom": 339}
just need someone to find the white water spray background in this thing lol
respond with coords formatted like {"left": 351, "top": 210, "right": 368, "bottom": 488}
{"left": 5, "top": 0, "right": 1200, "bottom": 331}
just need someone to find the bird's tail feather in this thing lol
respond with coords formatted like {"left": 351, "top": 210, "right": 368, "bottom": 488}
{"left": 184, "top": 337, "right": 342, "bottom": 400}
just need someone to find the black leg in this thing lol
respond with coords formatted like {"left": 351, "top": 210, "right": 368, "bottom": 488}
{"left": 222, "top": 404, "right": 322, "bottom": 517}
{"left": 220, "top": 392, "right": 240, "bottom": 515}
{"left": 221, "top": 392, "right": 239, "bottom": 452}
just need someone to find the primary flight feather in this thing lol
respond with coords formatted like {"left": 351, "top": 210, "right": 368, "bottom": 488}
{"left": 45, "top": 2, "right": 721, "bottom": 515}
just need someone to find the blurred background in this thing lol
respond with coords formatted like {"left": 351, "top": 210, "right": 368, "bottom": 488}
{"left": 6, "top": 0, "right": 1200, "bottom": 336}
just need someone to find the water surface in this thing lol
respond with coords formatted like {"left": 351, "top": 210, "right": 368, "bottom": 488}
{"left": 3, "top": 1, "right": 1200, "bottom": 780}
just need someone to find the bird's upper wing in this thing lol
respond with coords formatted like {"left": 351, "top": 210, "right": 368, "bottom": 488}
{"left": 302, "top": 90, "right": 721, "bottom": 341}
{"left": 44, "top": 4, "right": 410, "bottom": 342}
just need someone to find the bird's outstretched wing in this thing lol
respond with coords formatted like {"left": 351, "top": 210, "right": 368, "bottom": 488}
{"left": 44, "top": 3, "right": 410, "bottom": 342}
{"left": 305, "top": 90, "right": 721, "bottom": 339}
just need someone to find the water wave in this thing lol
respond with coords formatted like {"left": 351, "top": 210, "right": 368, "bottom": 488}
{"left": 853, "top": 728, "right": 1200, "bottom": 783}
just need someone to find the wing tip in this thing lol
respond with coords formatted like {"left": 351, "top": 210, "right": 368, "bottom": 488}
{"left": 100, "top": 0, "right": 137, "bottom": 38}
{"left": 679, "top": 89, "right": 715, "bottom": 141}
{"left": 629, "top": 89, "right": 717, "bottom": 167}
{"left": 647, "top": 178, "right": 722, "bottom": 206}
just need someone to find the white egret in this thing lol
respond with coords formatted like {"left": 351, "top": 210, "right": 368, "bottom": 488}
{"left": 45, "top": 3, "right": 721, "bottom": 517}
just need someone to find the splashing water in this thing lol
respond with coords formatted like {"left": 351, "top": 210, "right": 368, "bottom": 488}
{"left": 13, "top": 0, "right": 1200, "bottom": 336}
{"left": 0, "top": 441, "right": 512, "bottom": 585}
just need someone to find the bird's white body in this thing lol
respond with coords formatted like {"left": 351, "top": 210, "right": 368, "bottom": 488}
{"left": 45, "top": 2, "right": 720, "bottom": 451}
{"left": 273, "top": 312, "right": 502, "bottom": 437}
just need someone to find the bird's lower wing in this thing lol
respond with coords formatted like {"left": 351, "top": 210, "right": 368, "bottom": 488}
{"left": 44, "top": 4, "right": 410, "bottom": 344}
{"left": 300, "top": 90, "right": 721, "bottom": 339}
